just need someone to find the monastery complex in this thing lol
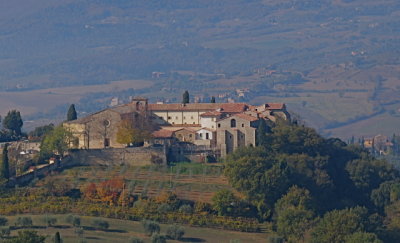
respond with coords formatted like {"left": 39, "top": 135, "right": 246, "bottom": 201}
{"left": 64, "top": 98, "right": 290, "bottom": 157}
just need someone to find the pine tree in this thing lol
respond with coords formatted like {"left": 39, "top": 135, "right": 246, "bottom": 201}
{"left": 210, "top": 96, "right": 216, "bottom": 103}
{"left": 67, "top": 104, "right": 77, "bottom": 121}
{"left": 3, "top": 110, "right": 23, "bottom": 135}
{"left": 1, "top": 144, "right": 9, "bottom": 180}
{"left": 54, "top": 232, "right": 61, "bottom": 243}
{"left": 182, "top": 91, "right": 189, "bottom": 104}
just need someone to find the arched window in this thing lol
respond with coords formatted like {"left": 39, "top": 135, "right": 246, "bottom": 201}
{"left": 230, "top": 119, "right": 236, "bottom": 128}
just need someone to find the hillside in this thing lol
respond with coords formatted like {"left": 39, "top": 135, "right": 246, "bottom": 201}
{"left": 0, "top": 0, "right": 399, "bottom": 138}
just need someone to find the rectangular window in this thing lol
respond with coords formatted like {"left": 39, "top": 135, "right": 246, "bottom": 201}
{"left": 200, "top": 133, "right": 203, "bottom": 137}
{"left": 206, "top": 133, "right": 209, "bottom": 139}
{"left": 168, "top": 116, "right": 171, "bottom": 120}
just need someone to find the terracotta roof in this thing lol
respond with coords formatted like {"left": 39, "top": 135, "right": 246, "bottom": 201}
{"left": 234, "top": 113, "right": 259, "bottom": 122}
{"left": 265, "top": 103, "right": 285, "bottom": 110}
{"left": 152, "top": 129, "right": 174, "bottom": 138}
{"left": 200, "top": 111, "right": 223, "bottom": 117}
{"left": 148, "top": 103, "right": 248, "bottom": 113}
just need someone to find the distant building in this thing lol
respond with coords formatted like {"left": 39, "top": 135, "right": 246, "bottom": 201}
{"left": 64, "top": 98, "right": 290, "bottom": 157}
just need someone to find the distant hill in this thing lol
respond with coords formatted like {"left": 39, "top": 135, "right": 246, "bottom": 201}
{"left": 0, "top": 0, "right": 399, "bottom": 138}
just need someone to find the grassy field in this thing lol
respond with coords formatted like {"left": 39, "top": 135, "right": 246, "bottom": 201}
{"left": 3, "top": 214, "right": 270, "bottom": 243}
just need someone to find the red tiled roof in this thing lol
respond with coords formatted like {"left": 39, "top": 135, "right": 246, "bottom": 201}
{"left": 148, "top": 103, "right": 248, "bottom": 113}
{"left": 200, "top": 111, "right": 223, "bottom": 117}
{"left": 265, "top": 103, "right": 285, "bottom": 110}
{"left": 234, "top": 113, "right": 259, "bottom": 122}
{"left": 152, "top": 129, "right": 174, "bottom": 138}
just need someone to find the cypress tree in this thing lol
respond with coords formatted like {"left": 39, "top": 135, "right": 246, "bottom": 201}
{"left": 210, "top": 96, "right": 216, "bottom": 103}
{"left": 54, "top": 232, "right": 61, "bottom": 243}
{"left": 182, "top": 91, "right": 189, "bottom": 104}
{"left": 1, "top": 144, "right": 9, "bottom": 180}
{"left": 67, "top": 104, "right": 77, "bottom": 121}
{"left": 256, "top": 119, "right": 268, "bottom": 147}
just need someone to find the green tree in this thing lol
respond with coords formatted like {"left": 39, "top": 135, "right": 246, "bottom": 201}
{"left": 210, "top": 96, "right": 216, "bottom": 103}
{"left": 310, "top": 207, "right": 369, "bottom": 243}
{"left": 166, "top": 224, "right": 185, "bottom": 240}
{"left": 67, "top": 104, "right": 77, "bottom": 121}
{"left": 3, "top": 110, "right": 23, "bottom": 136}
{"left": 6, "top": 230, "right": 46, "bottom": 243}
{"left": 212, "top": 189, "right": 238, "bottom": 216}
{"left": 275, "top": 186, "right": 315, "bottom": 243}
{"left": 346, "top": 159, "right": 399, "bottom": 193}
{"left": 371, "top": 180, "right": 400, "bottom": 210}
{"left": 1, "top": 144, "right": 9, "bottom": 180}
{"left": 224, "top": 147, "right": 292, "bottom": 219}
{"left": 0, "top": 217, "right": 7, "bottom": 226}
{"left": 344, "top": 232, "right": 382, "bottom": 243}
{"left": 29, "top": 124, "right": 54, "bottom": 139}
{"left": 40, "top": 126, "right": 72, "bottom": 160}
{"left": 151, "top": 233, "right": 166, "bottom": 243}
{"left": 141, "top": 220, "right": 160, "bottom": 236}
{"left": 54, "top": 232, "right": 61, "bottom": 243}
{"left": 182, "top": 90, "right": 189, "bottom": 104}
{"left": 256, "top": 118, "right": 268, "bottom": 147}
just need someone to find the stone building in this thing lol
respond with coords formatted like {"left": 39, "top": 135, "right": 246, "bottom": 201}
{"left": 64, "top": 97, "right": 289, "bottom": 157}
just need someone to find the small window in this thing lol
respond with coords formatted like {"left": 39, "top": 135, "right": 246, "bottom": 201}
{"left": 189, "top": 134, "right": 192, "bottom": 138}
{"left": 183, "top": 116, "right": 186, "bottom": 119}
{"left": 172, "top": 122, "right": 175, "bottom": 124}
{"left": 229, "top": 135, "right": 232, "bottom": 139}
{"left": 193, "top": 122, "right": 195, "bottom": 124}
{"left": 242, "top": 124, "right": 244, "bottom": 127}
{"left": 168, "top": 116, "right": 172, "bottom": 120}
{"left": 212, "top": 126, "right": 214, "bottom": 128}
{"left": 206, "top": 133, "right": 209, "bottom": 139}
{"left": 175, "top": 116, "right": 178, "bottom": 119}
{"left": 200, "top": 133, "right": 203, "bottom": 137}
{"left": 184, "top": 122, "right": 187, "bottom": 124}
{"left": 191, "top": 116, "right": 194, "bottom": 119}
{"left": 231, "top": 119, "right": 236, "bottom": 128}
{"left": 218, "top": 123, "right": 221, "bottom": 128}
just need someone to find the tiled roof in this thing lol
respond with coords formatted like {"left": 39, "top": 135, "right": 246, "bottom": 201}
{"left": 152, "top": 129, "right": 174, "bottom": 138}
{"left": 148, "top": 103, "right": 248, "bottom": 113}
{"left": 234, "top": 113, "right": 259, "bottom": 122}
{"left": 265, "top": 103, "right": 285, "bottom": 110}
{"left": 200, "top": 111, "right": 223, "bottom": 117}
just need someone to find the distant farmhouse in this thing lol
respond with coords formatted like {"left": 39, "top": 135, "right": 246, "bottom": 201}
{"left": 64, "top": 98, "right": 289, "bottom": 157}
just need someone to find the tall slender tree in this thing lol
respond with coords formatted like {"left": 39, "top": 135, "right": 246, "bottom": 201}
{"left": 3, "top": 110, "right": 23, "bottom": 136}
{"left": 256, "top": 118, "right": 268, "bottom": 147}
{"left": 54, "top": 231, "right": 61, "bottom": 243}
{"left": 210, "top": 96, "right": 216, "bottom": 103}
{"left": 182, "top": 91, "right": 189, "bottom": 104}
{"left": 67, "top": 104, "right": 77, "bottom": 121}
{"left": 1, "top": 143, "right": 9, "bottom": 180}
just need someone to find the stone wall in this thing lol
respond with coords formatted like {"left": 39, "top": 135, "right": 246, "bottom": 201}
{"left": 6, "top": 146, "right": 167, "bottom": 187}
{"left": 69, "top": 147, "right": 167, "bottom": 166}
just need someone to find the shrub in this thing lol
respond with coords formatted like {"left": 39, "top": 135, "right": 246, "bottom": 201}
{"left": 0, "top": 226, "right": 10, "bottom": 238}
{"left": 16, "top": 216, "right": 33, "bottom": 228}
{"left": 66, "top": 215, "right": 81, "bottom": 227}
{"left": 151, "top": 233, "right": 167, "bottom": 243}
{"left": 129, "top": 237, "right": 144, "bottom": 243}
{"left": 74, "top": 227, "right": 84, "bottom": 237}
{"left": 178, "top": 204, "right": 193, "bottom": 214}
{"left": 42, "top": 215, "right": 57, "bottom": 227}
{"left": 166, "top": 224, "right": 185, "bottom": 240}
{"left": 268, "top": 236, "right": 284, "bottom": 243}
{"left": 141, "top": 220, "right": 160, "bottom": 236}
{"left": 157, "top": 203, "right": 172, "bottom": 214}
{"left": 91, "top": 218, "right": 109, "bottom": 230}
{"left": 0, "top": 217, "right": 8, "bottom": 226}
